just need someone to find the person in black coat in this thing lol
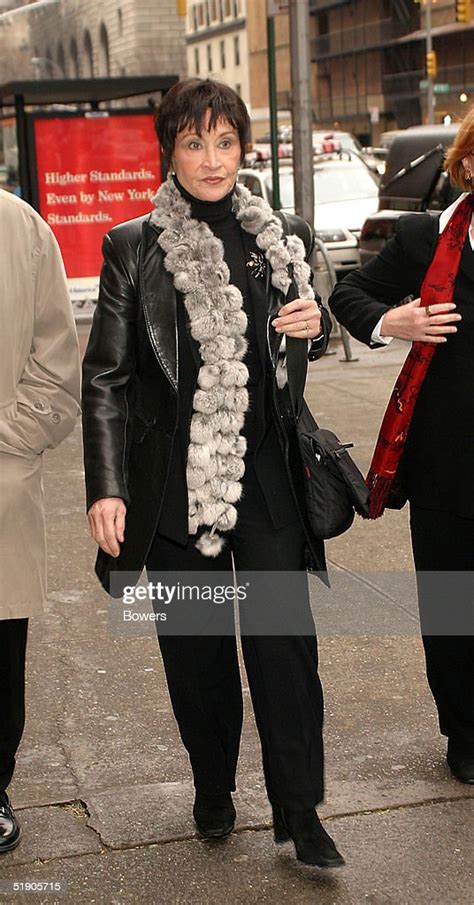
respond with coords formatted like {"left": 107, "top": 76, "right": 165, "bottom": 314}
{"left": 329, "top": 108, "right": 474, "bottom": 785}
{"left": 82, "top": 78, "right": 345, "bottom": 868}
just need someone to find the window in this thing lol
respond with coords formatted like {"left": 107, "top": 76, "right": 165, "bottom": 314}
{"left": 218, "top": 0, "right": 224, "bottom": 21}
{"left": 83, "top": 29, "right": 94, "bottom": 77}
{"left": 234, "top": 35, "right": 240, "bottom": 66}
{"left": 194, "top": 46, "right": 200, "bottom": 74}
{"left": 207, "top": 43, "right": 212, "bottom": 71}
{"left": 118, "top": 7, "right": 123, "bottom": 35}
{"left": 211, "top": 0, "right": 217, "bottom": 20}
{"left": 205, "top": 1, "right": 210, "bottom": 26}
{"left": 235, "top": 83, "right": 241, "bottom": 97}
{"left": 98, "top": 22, "right": 110, "bottom": 77}
{"left": 69, "top": 37, "right": 79, "bottom": 78}
{"left": 197, "top": 3, "right": 204, "bottom": 26}
{"left": 57, "top": 42, "right": 66, "bottom": 76}
{"left": 267, "top": 164, "right": 378, "bottom": 211}
{"left": 193, "top": 5, "right": 198, "bottom": 29}
{"left": 220, "top": 40, "right": 226, "bottom": 69}
{"left": 233, "top": 0, "right": 240, "bottom": 15}
{"left": 318, "top": 11, "right": 329, "bottom": 35}
{"left": 45, "top": 46, "right": 53, "bottom": 78}
{"left": 225, "top": 0, "right": 231, "bottom": 15}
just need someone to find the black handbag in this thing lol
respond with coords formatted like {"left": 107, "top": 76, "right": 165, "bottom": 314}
{"left": 276, "top": 210, "right": 369, "bottom": 539}
{"left": 294, "top": 396, "right": 370, "bottom": 539}
{"left": 284, "top": 315, "right": 369, "bottom": 540}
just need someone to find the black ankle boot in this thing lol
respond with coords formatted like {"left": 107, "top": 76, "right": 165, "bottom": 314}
{"left": 273, "top": 805, "right": 345, "bottom": 868}
{"left": 447, "top": 740, "right": 474, "bottom": 784}
{"left": 272, "top": 805, "right": 291, "bottom": 844}
{"left": 193, "top": 791, "right": 236, "bottom": 839}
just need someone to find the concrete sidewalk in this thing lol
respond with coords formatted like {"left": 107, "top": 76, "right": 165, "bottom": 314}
{"left": 0, "top": 332, "right": 472, "bottom": 905}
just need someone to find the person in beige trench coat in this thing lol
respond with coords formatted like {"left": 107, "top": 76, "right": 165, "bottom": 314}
{"left": 0, "top": 190, "right": 81, "bottom": 852}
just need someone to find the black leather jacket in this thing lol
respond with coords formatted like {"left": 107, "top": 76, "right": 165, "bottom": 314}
{"left": 82, "top": 212, "right": 330, "bottom": 593}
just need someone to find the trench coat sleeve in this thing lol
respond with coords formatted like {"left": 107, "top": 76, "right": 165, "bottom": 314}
{"left": 0, "top": 226, "right": 81, "bottom": 457}
{"left": 81, "top": 232, "right": 138, "bottom": 511}
{"left": 328, "top": 214, "right": 434, "bottom": 347}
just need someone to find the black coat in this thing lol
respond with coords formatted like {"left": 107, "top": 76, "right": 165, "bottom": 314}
{"left": 82, "top": 212, "right": 331, "bottom": 594}
{"left": 329, "top": 212, "right": 474, "bottom": 517}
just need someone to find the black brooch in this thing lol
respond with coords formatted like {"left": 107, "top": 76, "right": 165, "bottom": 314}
{"left": 246, "top": 251, "right": 266, "bottom": 280}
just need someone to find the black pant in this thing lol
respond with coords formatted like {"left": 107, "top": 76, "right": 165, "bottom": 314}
{"left": 0, "top": 619, "right": 28, "bottom": 793}
{"left": 410, "top": 505, "right": 474, "bottom": 750}
{"left": 147, "top": 463, "right": 324, "bottom": 810}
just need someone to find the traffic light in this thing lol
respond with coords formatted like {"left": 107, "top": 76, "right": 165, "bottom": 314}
{"left": 426, "top": 50, "right": 437, "bottom": 79}
{"left": 176, "top": 0, "right": 187, "bottom": 15}
{"left": 456, "top": 0, "right": 471, "bottom": 23}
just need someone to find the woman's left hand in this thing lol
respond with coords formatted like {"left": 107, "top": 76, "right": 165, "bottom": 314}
{"left": 271, "top": 298, "right": 322, "bottom": 339}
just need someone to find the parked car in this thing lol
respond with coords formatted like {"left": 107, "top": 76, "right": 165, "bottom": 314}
{"left": 239, "top": 153, "right": 379, "bottom": 277}
{"left": 247, "top": 129, "right": 386, "bottom": 177}
{"left": 359, "top": 123, "right": 461, "bottom": 264}
{"left": 247, "top": 127, "right": 293, "bottom": 164}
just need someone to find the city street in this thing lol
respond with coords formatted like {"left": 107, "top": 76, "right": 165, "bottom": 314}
{"left": 1, "top": 329, "right": 472, "bottom": 904}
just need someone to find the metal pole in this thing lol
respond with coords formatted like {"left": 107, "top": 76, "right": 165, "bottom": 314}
{"left": 426, "top": 0, "right": 435, "bottom": 125}
{"left": 267, "top": 13, "right": 281, "bottom": 210}
{"left": 289, "top": 0, "right": 314, "bottom": 227}
{"left": 14, "top": 94, "right": 31, "bottom": 204}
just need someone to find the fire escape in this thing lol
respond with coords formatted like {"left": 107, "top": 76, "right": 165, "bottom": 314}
{"left": 383, "top": 0, "right": 424, "bottom": 126}
{"left": 310, "top": 0, "right": 423, "bottom": 130}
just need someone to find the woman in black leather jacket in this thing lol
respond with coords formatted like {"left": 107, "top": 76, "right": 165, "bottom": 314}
{"left": 82, "top": 78, "right": 343, "bottom": 868}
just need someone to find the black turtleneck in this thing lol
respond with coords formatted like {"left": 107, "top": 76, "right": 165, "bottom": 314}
{"left": 173, "top": 174, "right": 235, "bottom": 227}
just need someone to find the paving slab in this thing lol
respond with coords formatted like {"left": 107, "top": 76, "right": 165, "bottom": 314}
{"left": 85, "top": 770, "right": 473, "bottom": 851}
{"left": 0, "top": 801, "right": 472, "bottom": 905}
{"left": 0, "top": 802, "right": 102, "bottom": 868}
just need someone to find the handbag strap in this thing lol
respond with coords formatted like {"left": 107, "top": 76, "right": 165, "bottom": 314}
{"left": 274, "top": 210, "right": 309, "bottom": 422}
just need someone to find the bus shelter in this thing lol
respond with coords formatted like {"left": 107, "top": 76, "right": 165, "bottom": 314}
{"left": 0, "top": 75, "right": 177, "bottom": 309}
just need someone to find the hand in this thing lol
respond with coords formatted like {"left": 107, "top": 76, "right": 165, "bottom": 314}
{"left": 271, "top": 298, "right": 322, "bottom": 339}
{"left": 87, "top": 497, "right": 126, "bottom": 558}
{"left": 380, "top": 299, "right": 461, "bottom": 344}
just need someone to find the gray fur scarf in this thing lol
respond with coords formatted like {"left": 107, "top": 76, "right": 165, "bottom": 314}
{"left": 151, "top": 176, "right": 315, "bottom": 557}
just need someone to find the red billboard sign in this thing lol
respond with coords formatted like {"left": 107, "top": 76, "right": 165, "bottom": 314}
{"left": 33, "top": 112, "right": 161, "bottom": 302}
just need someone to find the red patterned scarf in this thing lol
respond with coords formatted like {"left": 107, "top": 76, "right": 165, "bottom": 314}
{"left": 366, "top": 193, "right": 474, "bottom": 519}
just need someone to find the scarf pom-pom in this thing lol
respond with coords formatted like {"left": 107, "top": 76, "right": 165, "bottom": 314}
{"left": 275, "top": 358, "right": 288, "bottom": 389}
{"left": 195, "top": 531, "right": 226, "bottom": 557}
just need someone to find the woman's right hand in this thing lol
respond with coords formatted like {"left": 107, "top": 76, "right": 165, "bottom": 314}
{"left": 380, "top": 298, "right": 462, "bottom": 343}
{"left": 87, "top": 497, "right": 126, "bottom": 557}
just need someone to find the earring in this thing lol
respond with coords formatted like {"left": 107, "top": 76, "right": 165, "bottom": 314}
{"left": 465, "top": 168, "right": 472, "bottom": 182}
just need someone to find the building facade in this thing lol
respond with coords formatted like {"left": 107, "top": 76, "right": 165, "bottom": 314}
{"left": 1, "top": 0, "right": 187, "bottom": 83}
{"left": 185, "top": 0, "right": 250, "bottom": 110}
{"left": 245, "top": 0, "right": 474, "bottom": 146}
{"left": 247, "top": 0, "right": 293, "bottom": 137}
{"left": 310, "top": 0, "right": 474, "bottom": 142}
{"left": 0, "top": 1, "right": 33, "bottom": 83}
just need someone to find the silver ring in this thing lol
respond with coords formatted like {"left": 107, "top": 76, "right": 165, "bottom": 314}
{"left": 426, "top": 305, "right": 432, "bottom": 317}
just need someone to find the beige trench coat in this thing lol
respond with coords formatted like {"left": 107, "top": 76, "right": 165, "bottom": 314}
{"left": 0, "top": 190, "right": 81, "bottom": 619}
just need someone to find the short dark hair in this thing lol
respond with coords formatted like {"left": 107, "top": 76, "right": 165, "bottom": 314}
{"left": 154, "top": 78, "right": 250, "bottom": 169}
